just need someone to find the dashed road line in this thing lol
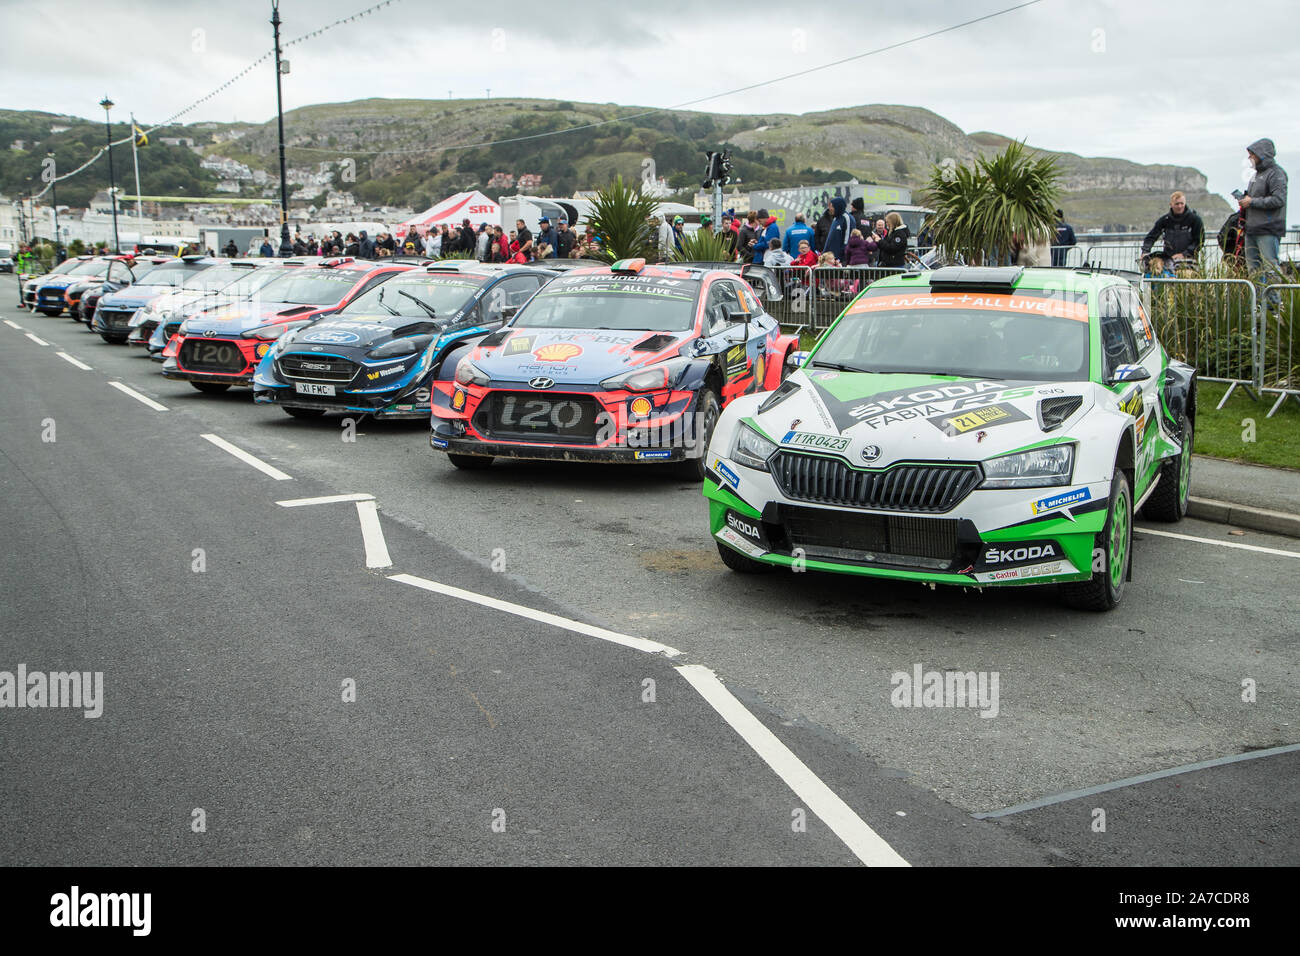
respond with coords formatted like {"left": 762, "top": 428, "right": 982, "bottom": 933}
{"left": 107, "top": 381, "right": 169, "bottom": 412}
{"left": 678, "top": 663, "right": 909, "bottom": 867}
{"left": 385, "top": 574, "right": 902, "bottom": 865}
{"left": 25, "top": 332, "right": 49, "bottom": 346}
{"left": 388, "top": 573, "right": 682, "bottom": 657}
{"left": 200, "top": 433, "right": 293, "bottom": 480}
{"left": 56, "top": 352, "right": 92, "bottom": 371}
{"left": 974, "top": 742, "right": 1300, "bottom": 819}
{"left": 1137, "top": 526, "right": 1300, "bottom": 559}
{"left": 355, "top": 499, "right": 392, "bottom": 569}
{"left": 3, "top": 319, "right": 23, "bottom": 330}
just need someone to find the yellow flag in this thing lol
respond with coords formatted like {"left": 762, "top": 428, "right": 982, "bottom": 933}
{"left": 133, "top": 125, "right": 148, "bottom": 148}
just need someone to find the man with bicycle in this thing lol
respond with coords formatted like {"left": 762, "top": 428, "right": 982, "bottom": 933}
{"left": 1140, "top": 191, "right": 1204, "bottom": 269}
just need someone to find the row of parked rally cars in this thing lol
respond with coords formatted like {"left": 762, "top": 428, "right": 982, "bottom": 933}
{"left": 20, "top": 250, "right": 1199, "bottom": 611}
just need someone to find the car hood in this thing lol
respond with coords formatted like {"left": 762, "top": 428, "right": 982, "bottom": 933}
{"left": 471, "top": 326, "right": 693, "bottom": 383}
{"left": 40, "top": 275, "right": 84, "bottom": 289}
{"left": 288, "top": 313, "right": 445, "bottom": 351}
{"left": 187, "top": 301, "right": 321, "bottom": 334}
{"left": 748, "top": 369, "right": 1098, "bottom": 467}
{"left": 99, "top": 284, "right": 179, "bottom": 308}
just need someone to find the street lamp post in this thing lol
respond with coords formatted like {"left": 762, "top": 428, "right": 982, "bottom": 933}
{"left": 271, "top": 1, "right": 292, "bottom": 257}
{"left": 47, "top": 152, "right": 62, "bottom": 262}
{"left": 99, "top": 97, "right": 120, "bottom": 254}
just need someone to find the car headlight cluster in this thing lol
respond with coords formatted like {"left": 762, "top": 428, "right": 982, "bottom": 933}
{"left": 455, "top": 358, "right": 489, "bottom": 387}
{"left": 369, "top": 333, "right": 434, "bottom": 359}
{"left": 599, "top": 358, "right": 689, "bottom": 392}
{"left": 980, "top": 444, "right": 1074, "bottom": 489}
{"left": 731, "top": 423, "right": 778, "bottom": 471}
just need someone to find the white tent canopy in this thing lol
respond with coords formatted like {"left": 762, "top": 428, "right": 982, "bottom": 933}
{"left": 397, "top": 191, "right": 500, "bottom": 238}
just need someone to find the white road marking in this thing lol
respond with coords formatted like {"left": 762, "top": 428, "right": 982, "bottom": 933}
{"left": 56, "top": 352, "right": 92, "bottom": 371}
{"left": 677, "top": 664, "right": 909, "bottom": 868}
{"left": 276, "top": 493, "right": 375, "bottom": 507}
{"left": 1137, "top": 526, "right": 1300, "bottom": 559}
{"left": 3, "top": 319, "right": 23, "bottom": 330}
{"left": 355, "top": 499, "right": 392, "bottom": 569}
{"left": 108, "top": 380, "right": 169, "bottom": 412}
{"left": 388, "top": 573, "right": 682, "bottom": 657}
{"left": 199, "top": 433, "right": 292, "bottom": 480}
{"left": 25, "top": 332, "right": 49, "bottom": 346}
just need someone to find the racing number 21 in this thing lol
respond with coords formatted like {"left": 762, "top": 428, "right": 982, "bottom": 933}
{"left": 499, "top": 396, "right": 583, "bottom": 430}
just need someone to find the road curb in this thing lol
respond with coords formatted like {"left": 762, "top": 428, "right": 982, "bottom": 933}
{"left": 1187, "top": 496, "right": 1300, "bottom": 539}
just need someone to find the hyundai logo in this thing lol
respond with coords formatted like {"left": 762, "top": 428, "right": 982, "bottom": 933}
{"left": 202, "top": 329, "right": 217, "bottom": 337}
{"left": 529, "top": 377, "right": 555, "bottom": 389}
{"left": 861, "top": 444, "right": 882, "bottom": 463}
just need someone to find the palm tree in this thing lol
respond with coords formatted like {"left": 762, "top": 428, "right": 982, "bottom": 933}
{"left": 922, "top": 141, "right": 1061, "bottom": 265}
{"left": 586, "top": 175, "right": 660, "bottom": 262}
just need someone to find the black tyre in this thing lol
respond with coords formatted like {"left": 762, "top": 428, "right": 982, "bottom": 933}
{"left": 284, "top": 406, "right": 325, "bottom": 419}
{"left": 37, "top": 308, "right": 61, "bottom": 317}
{"left": 191, "top": 382, "right": 232, "bottom": 394}
{"left": 716, "top": 540, "right": 771, "bottom": 574}
{"left": 1060, "top": 470, "right": 1132, "bottom": 611}
{"left": 99, "top": 334, "right": 126, "bottom": 344}
{"left": 447, "top": 453, "right": 493, "bottom": 470}
{"left": 1142, "top": 414, "right": 1192, "bottom": 522}
{"left": 674, "top": 388, "right": 721, "bottom": 481}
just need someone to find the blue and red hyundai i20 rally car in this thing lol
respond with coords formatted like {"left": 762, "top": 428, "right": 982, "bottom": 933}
{"left": 429, "top": 258, "right": 801, "bottom": 478}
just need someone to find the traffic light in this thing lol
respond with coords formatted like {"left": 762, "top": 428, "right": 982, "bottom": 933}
{"left": 703, "top": 150, "right": 733, "bottom": 189}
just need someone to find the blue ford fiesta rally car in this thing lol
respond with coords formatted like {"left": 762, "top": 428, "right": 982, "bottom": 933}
{"left": 252, "top": 262, "right": 556, "bottom": 419}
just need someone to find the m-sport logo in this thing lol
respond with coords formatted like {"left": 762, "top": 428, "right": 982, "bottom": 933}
{"left": 529, "top": 377, "right": 555, "bottom": 389}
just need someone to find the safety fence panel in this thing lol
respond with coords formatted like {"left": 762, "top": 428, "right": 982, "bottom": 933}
{"left": 1139, "top": 277, "right": 1259, "bottom": 391}
{"left": 764, "top": 265, "right": 903, "bottom": 332}
{"left": 1261, "top": 284, "right": 1300, "bottom": 417}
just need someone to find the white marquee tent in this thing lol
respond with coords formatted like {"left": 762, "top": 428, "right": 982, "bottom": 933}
{"left": 396, "top": 191, "right": 500, "bottom": 238}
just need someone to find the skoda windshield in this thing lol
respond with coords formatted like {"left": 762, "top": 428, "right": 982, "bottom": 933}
{"left": 811, "top": 288, "right": 1091, "bottom": 383}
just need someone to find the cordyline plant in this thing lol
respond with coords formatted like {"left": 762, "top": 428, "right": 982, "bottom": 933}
{"left": 586, "top": 175, "right": 660, "bottom": 262}
{"left": 921, "top": 141, "right": 1062, "bottom": 265}
{"left": 671, "top": 227, "right": 734, "bottom": 263}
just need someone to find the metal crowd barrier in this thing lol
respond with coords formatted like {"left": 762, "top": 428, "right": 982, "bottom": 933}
{"left": 1140, "top": 277, "right": 1259, "bottom": 408}
{"left": 1261, "top": 284, "right": 1300, "bottom": 417}
{"left": 763, "top": 265, "right": 904, "bottom": 330}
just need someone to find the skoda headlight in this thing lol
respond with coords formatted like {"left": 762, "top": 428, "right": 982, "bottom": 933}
{"left": 980, "top": 444, "right": 1074, "bottom": 488}
{"left": 731, "top": 423, "right": 778, "bottom": 471}
{"left": 600, "top": 358, "right": 689, "bottom": 392}
{"left": 455, "top": 358, "right": 489, "bottom": 387}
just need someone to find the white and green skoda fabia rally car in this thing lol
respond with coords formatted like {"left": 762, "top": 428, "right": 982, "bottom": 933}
{"left": 704, "top": 266, "right": 1196, "bottom": 610}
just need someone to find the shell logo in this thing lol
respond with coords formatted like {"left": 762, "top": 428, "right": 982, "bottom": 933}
{"left": 532, "top": 343, "right": 583, "bottom": 363}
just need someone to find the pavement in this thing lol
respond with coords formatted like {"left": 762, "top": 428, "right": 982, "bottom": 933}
{"left": 3, "top": 297, "right": 1299, "bottom": 867}
{"left": 1191, "top": 456, "right": 1300, "bottom": 538}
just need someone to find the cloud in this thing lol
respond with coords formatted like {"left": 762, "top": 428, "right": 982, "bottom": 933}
{"left": 3, "top": 0, "right": 1295, "bottom": 204}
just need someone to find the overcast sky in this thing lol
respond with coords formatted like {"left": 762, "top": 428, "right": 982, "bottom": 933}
{"left": 2, "top": 0, "right": 1295, "bottom": 211}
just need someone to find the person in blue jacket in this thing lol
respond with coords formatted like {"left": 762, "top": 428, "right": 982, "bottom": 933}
{"left": 751, "top": 209, "right": 781, "bottom": 264}
{"left": 783, "top": 213, "right": 815, "bottom": 257}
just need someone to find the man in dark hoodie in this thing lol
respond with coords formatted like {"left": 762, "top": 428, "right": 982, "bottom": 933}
{"left": 813, "top": 201, "right": 834, "bottom": 253}
{"left": 1240, "top": 137, "right": 1288, "bottom": 310}
{"left": 821, "top": 197, "right": 853, "bottom": 262}
{"left": 1140, "top": 191, "right": 1203, "bottom": 265}
{"left": 358, "top": 230, "right": 375, "bottom": 259}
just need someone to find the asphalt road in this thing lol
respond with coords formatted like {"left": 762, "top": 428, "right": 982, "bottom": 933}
{"left": 2, "top": 294, "right": 1297, "bottom": 866}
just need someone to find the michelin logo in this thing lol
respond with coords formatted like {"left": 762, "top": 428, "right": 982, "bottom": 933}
{"left": 1031, "top": 487, "right": 1091, "bottom": 520}
{"left": 714, "top": 459, "right": 740, "bottom": 489}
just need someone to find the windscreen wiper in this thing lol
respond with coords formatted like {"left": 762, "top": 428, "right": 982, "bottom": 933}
{"left": 398, "top": 289, "right": 438, "bottom": 320}
{"left": 808, "top": 360, "right": 875, "bottom": 373}
{"left": 374, "top": 287, "right": 399, "bottom": 316}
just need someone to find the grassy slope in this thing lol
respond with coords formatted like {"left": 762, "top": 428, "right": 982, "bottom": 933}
{"left": 1195, "top": 382, "right": 1300, "bottom": 470}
